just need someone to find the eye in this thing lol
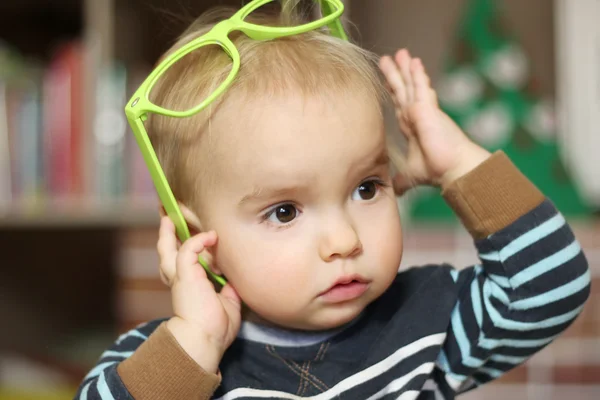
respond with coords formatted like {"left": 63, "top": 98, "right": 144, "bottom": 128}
{"left": 352, "top": 180, "right": 379, "bottom": 201}
{"left": 265, "top": 203, "right": 298, "bottom": 224}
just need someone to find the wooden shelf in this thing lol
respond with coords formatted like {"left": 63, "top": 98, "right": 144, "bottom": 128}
{"left": 0, "top": 199, "right": 159, "bottom": 228}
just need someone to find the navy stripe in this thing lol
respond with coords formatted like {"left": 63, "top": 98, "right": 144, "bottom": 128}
{"left": 507, "top": 251, "right": 587, "bottom": 300}
{"left": 485, "top": 286, "right": 589, "bottom": 323}
{"left": 502, "top": 224, "right": 576, "bottom": 276}
{"left": 104, "top": 365, "right": 132, "bottom": 398}
{"left": 432, "top": 367, "right": 454, "bottom": 398}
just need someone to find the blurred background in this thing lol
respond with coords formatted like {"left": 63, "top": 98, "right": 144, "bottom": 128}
{"left": 0, "top": 0, "right": 598, "bottom": 398}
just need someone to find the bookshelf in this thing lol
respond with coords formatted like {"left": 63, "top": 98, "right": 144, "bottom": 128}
{"left": 1, "top": 0, "right": 153, "bottom": 228}
{"left": 0, "top": 0, "right": 326, "bottom": 228}
{"left": 1, "top": 0, "right": 166, "bottom": 394}
{"left": 0, "top": 199, "right": 158, "bottom": 228}
{"left": 1, "top": 0, "right": 276, "bottom": 227}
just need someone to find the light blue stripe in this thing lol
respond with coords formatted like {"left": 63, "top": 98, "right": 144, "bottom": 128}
{"left": 97, "top": 371, "right": 115, "bottom": 400}
{"left": 471, "top": 277, "right": 483, "bottom": 328}
{"left": 499, "top": 214, "right": 565, "bottom": 259}
{"left": 484, "top": 280, "right": 511, "bottom": 305}
{"left": 479, "top": 333, "right": 557, "bottom": 349}
{"left": 84, "top": 361, "right": 117, "bottom": 381}
{"left": 478, "top": 252, "right": 500, "bottom": 262}
{"left": 488, "top": 274, "right": 511, "bottom": 288}
{"left": 511, "top": 241, "right": 581, "bottom": 287}
{"left": 450, "top": 302, "right": 484, "bottom": 368}
{"left": 478, "top": 367, "right": 503, "bottom": 378}
{"left": 479, "top": 213, "right": 565, "bottom": 262}
{"left": 436, "top": 350, "right": 469, "bottom": 381}
{"left": 450, "top": 269, "right": 459, "bottom": 282}
{"left": 116, "top": 329, "right": 148, "bottom": 345}
{"left": 490, "top": 354, "right": 529, "bottom": 364}
{"left": 510, "top": 270, "right": 591, "bottom": 310}
{"left": 79, "top": 382, "right": 91, "bottom": 400}
{"left": 436, "top": 349, "right": 451, "bottom": 372}
{"left": 484, "top": 288, "right": 584, "bottom": 330}
{"left": 100, "top": 350, "right": 134, "bottom": 359}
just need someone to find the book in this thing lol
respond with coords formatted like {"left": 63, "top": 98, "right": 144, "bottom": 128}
{"left": 43, "top": 42, "right": 84, "bottom": 200}
{"left": 0, "top": 81, "right": 11, "bottom": 210}
{"left": 94, "top": 63, "right": 128, "bottom": 199}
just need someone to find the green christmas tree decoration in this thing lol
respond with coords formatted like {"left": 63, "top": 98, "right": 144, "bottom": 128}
{"left": 409, "top": 0, "right": 590, "bottom": 222}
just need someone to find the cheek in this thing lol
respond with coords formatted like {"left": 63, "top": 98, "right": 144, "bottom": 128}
{"left": 362, "top": 198, "right": 403, "bottom": 272}
{"left": 214, "top": 226, "right": 314, "bottom": 301}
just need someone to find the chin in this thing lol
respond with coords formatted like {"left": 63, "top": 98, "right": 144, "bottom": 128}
{"left": 248, "top": 291, "right": 380, "bottom": 331}
{"left": 257, "top": 305, "right": 364, "bottom": 332}
{"left": 305, "top": 303, "right": 367, "bottom": 331}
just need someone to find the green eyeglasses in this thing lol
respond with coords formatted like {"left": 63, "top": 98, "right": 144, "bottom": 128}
{"left": 125, "top": 0, "right": 348, "bottom": 286}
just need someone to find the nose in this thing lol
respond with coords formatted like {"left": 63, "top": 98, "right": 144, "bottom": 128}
{"left": 318, "top": 212, "right": 363, "bottom": 262}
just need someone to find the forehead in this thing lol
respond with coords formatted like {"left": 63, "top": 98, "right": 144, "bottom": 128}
{"left": 207, "top": 93, "right": 385, "bottom": 188}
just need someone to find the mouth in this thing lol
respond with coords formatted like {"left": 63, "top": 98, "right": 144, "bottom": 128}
{"left": 319, "top": 275, "right": 370, "bottom": 303}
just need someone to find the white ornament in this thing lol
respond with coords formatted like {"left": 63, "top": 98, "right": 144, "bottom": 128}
{"left": 437, "top": 68, "right": 484, "bottom": 110}
{"left": 484, "top": 45, "right": 529, "bottom": 89}
{"left": 524, "top": 100, "right": 556, "bottom": 142}
{"left": 465, "top": 102, "right": 514, "bottom": 148}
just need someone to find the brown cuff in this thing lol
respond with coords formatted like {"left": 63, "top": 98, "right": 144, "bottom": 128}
{"left": 117, "top": 322, "right": 221, "bottom": 400}
{"left": 442, "top": 151, "right": 545, "bottom": 240}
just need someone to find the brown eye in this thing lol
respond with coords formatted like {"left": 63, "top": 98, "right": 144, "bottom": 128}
{"left": 354, "top": 181, "right": 377, "bottom": 200}
{"left": 266, "top": 204, "right": 297, "bottom": 224}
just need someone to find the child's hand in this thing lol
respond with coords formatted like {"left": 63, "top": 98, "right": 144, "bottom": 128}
{"left": 157, "top": 216, "right": 241, "bottom": 373}
{"left": 379, "top": 49, "right": 491, "bottom": 195}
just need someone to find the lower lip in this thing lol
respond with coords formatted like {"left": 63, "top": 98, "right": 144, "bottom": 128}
{"left": 320, "top": 281, "right": 369, "bottom": 303}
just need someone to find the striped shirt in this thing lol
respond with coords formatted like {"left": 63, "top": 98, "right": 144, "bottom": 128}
{"left": 75, "top": 153, "right": 590, "bottom": 399}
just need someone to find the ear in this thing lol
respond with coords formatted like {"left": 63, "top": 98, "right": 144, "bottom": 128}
{"left": 177, "top": 202, "right": 223, "bottom": 276}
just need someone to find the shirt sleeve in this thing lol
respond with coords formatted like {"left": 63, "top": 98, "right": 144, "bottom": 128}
{"left": 436, "top": 151, "right": 591, "bottom": 393}
{"left": 74, "top": 319, "right": 221, "bottom": 399}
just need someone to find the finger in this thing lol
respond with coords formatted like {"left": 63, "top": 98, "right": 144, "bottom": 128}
{"left": 395, "top": 49, "right": 414, "bottom": 103}
{"left": 392, "top": 172, "right": 417, "bottom": 196}
{"left": 176, "top": 231, "right": 218, "bottom": 282}
{"left": 412, "top": 58, "right": 432, "bottom": 103}
{"left": 159, "top": 269, "right": 170, "bottom": 286}
{"left": 379, "top": 55, "right": 407, "bottom": 105}
{"left": 159, "top": 206, "right": 167, "bottom": 218}
{"left": 396, "top": 110, "right": 413, "bottom": 138}
{"left": 219, "top": 284, "right": 242, "bottom": 312}
{"left": 180, "top": 205, "right": 203, "bottom": 233}
{"left": 429, "top": 88, "right": 438, "bottom": 106}
{"left": 157, "top": 216, "right": 178, "bottom": 284}
{"left": 384, "top": 82, "right": 400, "bottom": 108}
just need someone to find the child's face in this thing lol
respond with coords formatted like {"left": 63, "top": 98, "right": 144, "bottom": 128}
{"left": 200, "top": 92, "right": 403, "bottom": 330}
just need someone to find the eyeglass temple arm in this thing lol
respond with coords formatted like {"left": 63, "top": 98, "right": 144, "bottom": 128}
{"left": 319, "top": 0, "right": 348, "bottom": 41}
{"left": 130, "top": 117, "right": 228, "bottom": 286}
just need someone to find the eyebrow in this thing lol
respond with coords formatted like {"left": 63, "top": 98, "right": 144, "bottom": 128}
{"left": 351, "top": 147, "right": 390, "bottom": 176}
{"left": 238, "top": 186, "right": 301, "bottom": 207}
{"left": 370, "top": 149, "right": 390, "bottom": 169}
{"left": 238, "top": 149, "right": 390, "bottom": 206}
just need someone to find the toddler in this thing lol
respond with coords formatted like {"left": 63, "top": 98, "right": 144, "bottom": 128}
{"left": 76, "top": 2, "right": 590, "bottom": 399}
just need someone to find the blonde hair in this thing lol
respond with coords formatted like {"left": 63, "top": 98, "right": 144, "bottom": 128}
{"left": 147, "top": 4, "right": 403, "bottom": 214}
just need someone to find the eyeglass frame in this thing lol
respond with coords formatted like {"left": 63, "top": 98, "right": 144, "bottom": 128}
{"left": 124, "top": 0, "right": 348, "bottom": 286}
